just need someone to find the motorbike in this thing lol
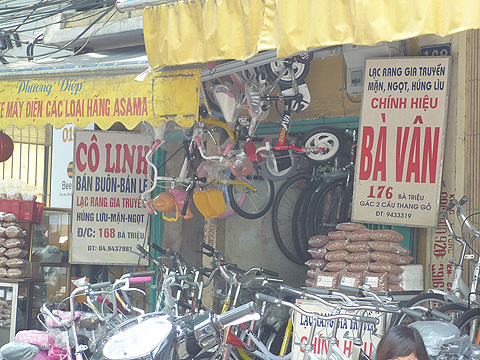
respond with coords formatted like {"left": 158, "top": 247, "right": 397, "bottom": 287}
{"left": 91, "top": 301, "right": 259, "bottom": 360}
{"left": 409, "top": 321, "right": 480, "bottom": 360}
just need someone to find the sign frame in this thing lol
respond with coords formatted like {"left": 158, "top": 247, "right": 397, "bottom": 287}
{"left": 351, "top": 56, "right": 451, "bottom": 228}
{"left": 71, "top": 130, "right": 152, "bottom": 265}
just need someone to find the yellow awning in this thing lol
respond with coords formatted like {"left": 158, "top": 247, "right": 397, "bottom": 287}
{"left": 0, "top": 68, "right": 201, "bottom": 130}
{"left": 143, "top": 0, "right": 480, "bottom": 69}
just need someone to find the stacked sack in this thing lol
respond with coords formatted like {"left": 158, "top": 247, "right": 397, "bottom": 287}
{"left": 0, "top": 213, "right": 28, "bottom": 279}
{"left": 304, "top": 223, "right": 413, "bottom": 292}
{"left": 0, "top": 299, "right": 12, "bottom": 327}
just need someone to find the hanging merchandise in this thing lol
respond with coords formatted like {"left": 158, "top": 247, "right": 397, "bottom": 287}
{"left": 193, "top": 190, "right": 226, "bottom": 219}
{"left": 150, "top": 192, "right": 176, "bottom": 213}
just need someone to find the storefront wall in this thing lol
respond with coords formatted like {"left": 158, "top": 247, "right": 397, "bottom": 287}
{"left": 0, "top": 31, "right": 477, "bottom": 294}
{"left": 417, "top": 32, "right": 467, "bottom": 293}
{"left": 212, "top": 32, "right": 475, "bottom": 291}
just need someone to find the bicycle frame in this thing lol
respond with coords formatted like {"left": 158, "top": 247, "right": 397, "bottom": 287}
{"left": 141, "top": 134, "right": 254, "bottom": 216}
{"left": 202, "top": 244, "right": 291, "bottom": 360}
{"left": 255, "top": 95, "right": 317, "bottom": 155}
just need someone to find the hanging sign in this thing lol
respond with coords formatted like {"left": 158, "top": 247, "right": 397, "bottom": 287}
{"left": 352, "top": 57, "right": 451, "bottom": 227}
{"left": 71, "top": 130, "right": 151, "bottom": 265}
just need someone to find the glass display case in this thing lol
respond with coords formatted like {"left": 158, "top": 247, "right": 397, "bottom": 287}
{"left": 0, "top": 279, "right": 39, "bottom": 346}
{"left": 30, "top": 208, "right": 71, "bottom": 330}
{"left": 31, "top": 209, "right": 70, "bottom": 265}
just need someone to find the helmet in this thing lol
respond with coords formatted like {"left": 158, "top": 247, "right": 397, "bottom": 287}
{"left": 150, "top": 192, "right": 176, "bottom": 213}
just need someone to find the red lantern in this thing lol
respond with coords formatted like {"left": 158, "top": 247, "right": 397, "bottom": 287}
{"left": 0, "top": 132, "right": 13, "bottom": 162}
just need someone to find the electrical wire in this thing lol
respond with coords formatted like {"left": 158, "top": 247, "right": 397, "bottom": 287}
{"left": 0, "top": 0, "right": 116, "bottom": 62}
{"left": 2, "top": 4, "right": 115, "bottom": 61}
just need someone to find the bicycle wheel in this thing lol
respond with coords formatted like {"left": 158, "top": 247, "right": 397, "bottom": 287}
{"left": 390, "top": 293, "right": 447, "bottom": 327}
{"left": 259, "top": 149, "right": 297, "bottom": 181}
{"left": 263, "top": 59, "right": 310, "bottom": 87}
{"left": 436, "top": 303, "right": 469, "bottom": 323}
{"left": 228, "top": 168, "right": 274, "bottom": 219}
{"left": 307, "top": 178, "right": 351, "bottom": 237}
{"left": 271, "top": 171, "right": 313, "bottom": 264}
{"left": 292, "top": 179, "right": 325, "bottom": 261}
{"left": 454, "top": 308, "right": 480, "bottom": 344}
{"left": 301, "top": 127, "right": 343, "bottom": 164}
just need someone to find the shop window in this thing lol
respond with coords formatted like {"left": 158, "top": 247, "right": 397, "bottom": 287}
{"left": 0, "top": 125, "right": 48, "bottom": 204}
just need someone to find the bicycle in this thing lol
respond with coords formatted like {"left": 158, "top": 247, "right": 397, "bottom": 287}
{"left": 254, "top": 290, "right": 380, "bottom": 360}
{"left": 285, "top": 129, "right": 356, "bottom": 263}
{"left": 35, "top": 275, "right": 152, "bottom": 360}
{"left": 258, "top": 284, "right": 453, "bottom": 360}
{"left": 203, "top": 55, "right": 344, "bottom": 182}
{"left": 140, "top": 132, "right": 275, "bottom": 220}
{"left": 135, "top": 242, "right": 213, "bottom": 316}
{"left": 198, "top": 242, "right": 293, "bottom": 360}
{"left": 271, "top": 165, "right": 332, "bottom": 265}
{"left": 391, "top": 195, "right": 480, "bottom": 327}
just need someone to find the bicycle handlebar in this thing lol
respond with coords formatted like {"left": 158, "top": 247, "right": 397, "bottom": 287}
{"left": 445, "top": 198, "right": 458, "bottom": 212}
{"left": 90, "top": 280, "right": 112, "bottom": 290}
{"left": 458, "top": 195, "right": 468, "bottom": 207}
{"left": 201, "top": 242, "right": 215, "bottom": 253}
{"left": 260, "top": 268, "right": 279, "bottom": 277}
{"left": 456, "top": 196, "right": 480, "bottom": 237}
{"left": 401, "top": 307, "right": 423, "bottom": 318}
{"left": 431, "top": 309, "right": 452, "bottom": 322}
{"left": 150, "top": 242, "right": 167, "bottom": 255}
{"left": 121, "top": 270, "right": 156, "bottom": 278}
{"left": 280, "top": 284, "right": 306, "bottom": 296}
{"left": 443, "top": 198, "right": 463, "bottom": 244}
{"left": 214, "top": 301, "right": 259, "bottom": 328}
{"left": 128, "top": 276, "right": 152, "bottom": 284}
{"left": 255, "top": 293, "right": 379, "bottom": 325}
{"left": 337, "top": 285, "right": 364, "bottom": 297}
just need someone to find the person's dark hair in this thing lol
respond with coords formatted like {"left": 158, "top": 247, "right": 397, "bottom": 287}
{"left": 375, "top": 325, "right": 429, "bottom": 360}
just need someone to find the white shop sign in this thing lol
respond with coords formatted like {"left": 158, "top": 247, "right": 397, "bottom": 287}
{"left": 51, "top": 123, "right": 94, "bottom": 208}
{"left": 352, "top": 57, "right": 451, "bottom": 228}
{"left": 292, "top": 300, "right": 385, "bottom": 359}
{"left": 71, "top": 130, "right": 151, "bottom": 265}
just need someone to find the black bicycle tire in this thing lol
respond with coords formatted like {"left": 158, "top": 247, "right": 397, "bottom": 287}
{"left": 436, "top": 303, "right": 470, "bottom": 323}
{"left": 309, "top": 179, "right": 351, "bottom": 239}
{"left": 292, "top": 179, "right": 325, "bottom": 261}
{"left": 227, "top": 169, "right": 274, "bottom": 220}
{"left": 390, "top": 293, "right": 447, "bottom": 327}
{"left": 454, "top": 307, "right": 480, "bottom": 340}
{"left": 263, "top": 60, "right": 310, "bottom": 88}
{"left": 301, "top": 126, "right": 344, "bottom": 165}
{"left": 271, "top": 171, "right": 313, "bottom": 264}
{"left": 259, "top": 149, "right": 298, "bottom": 182}
{"left": 302, "top": 175, "right": 347, "bottom": 239}
{"left": 339, "top": 182, "right": 354, "bottom": 222}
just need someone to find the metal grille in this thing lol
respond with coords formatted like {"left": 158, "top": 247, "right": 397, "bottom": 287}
{"left": 0, "top": 125, "right": 50, "bottom": 203}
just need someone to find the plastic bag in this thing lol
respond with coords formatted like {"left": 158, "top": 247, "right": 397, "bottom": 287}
{"left": 409, "top": 321, "right": 460, "bottom": 357}
{"left": 15, "top": 330, "right": 55, "bottom": 350}
{"left": 336, "top": 222, "right": 367, "bottom": 231}
{"left": 213, "top": 84, "right": 241, "bottom": 129}
{"left": 307, "top": 247, "right": 327, "bottom": 259}
{"left": 0, "top": 341, "right": 39, "bottom": 360}
{"left": 370, "top": 229, "right": 404, "bottom": 242}
{"left": 308, "top": 235, "right": 329, "bottom": 248}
